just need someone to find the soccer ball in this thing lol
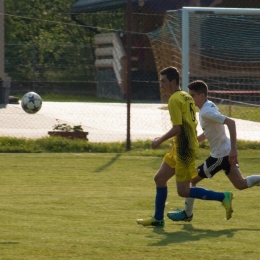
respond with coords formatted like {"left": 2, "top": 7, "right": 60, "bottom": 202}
{"left": 21, "top": 92, "right": 42, "bottom": 114}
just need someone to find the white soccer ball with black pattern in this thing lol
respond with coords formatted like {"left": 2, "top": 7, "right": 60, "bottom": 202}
{"left": 21, "top": 92, "right": 42, "bottom": 114}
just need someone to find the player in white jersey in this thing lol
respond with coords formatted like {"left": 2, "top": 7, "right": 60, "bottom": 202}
{"left": 167, "top": 80, "right": 260, "bottom": 222}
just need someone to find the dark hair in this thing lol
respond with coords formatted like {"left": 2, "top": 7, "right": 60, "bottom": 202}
{"left": 188, "top": 80, "right": 208, "bottom": 96}
{"left": 160, "top": 66, "right": 179, "bottom": 85}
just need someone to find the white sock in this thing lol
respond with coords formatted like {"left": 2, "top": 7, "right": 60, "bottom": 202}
{"left": 246, "top": 175, "right": 260, "bottom": 187}
{"left": 184, "top": 197, "right": 195, "bottom": 217}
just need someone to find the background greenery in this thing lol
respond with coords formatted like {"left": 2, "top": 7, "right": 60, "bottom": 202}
{"left": 5, "top": 0, "right": 124, "bottom": 92}
{"left": 0, "top": 137, "right": 259, "bottom": 153}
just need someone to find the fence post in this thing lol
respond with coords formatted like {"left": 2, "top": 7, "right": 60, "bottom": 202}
{"left": 126, "top": 0, "right": 132, "bottom": 150}
{"left": 229, "top": 95, "right": 231, "bottom": 117}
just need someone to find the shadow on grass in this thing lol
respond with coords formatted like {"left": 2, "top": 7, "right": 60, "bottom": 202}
{"left": 147, "top": 224, "right": 260, "bottom": 246}
{"left": 94, "top": 154, "right": 122, "bottom": 172}
{"left": 0, "top": 242, "right": 19, "bottom": 245}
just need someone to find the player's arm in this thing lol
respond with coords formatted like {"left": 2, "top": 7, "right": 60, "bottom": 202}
{"left": 152, "top": 125, "right": 181, "bottom": 149}
{"left": 224, "top": 117, "right": 238, "bottom": 165}
{"left": 197, "top": 133, "right": 206, "bottom": 142}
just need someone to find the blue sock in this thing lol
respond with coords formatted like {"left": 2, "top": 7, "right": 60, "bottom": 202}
{"left": 190, "top": 187, "right": 225, "bottom": 202}
{"left": 154, "top": 186, "right": 167, "bottom": 220}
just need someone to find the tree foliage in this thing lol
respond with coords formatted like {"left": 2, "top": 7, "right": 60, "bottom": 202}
{"left": 5, "top": 0, "right": 98, "bottom": 86}
{"left": 5, "top": 0, "right": 83, "bottom": 43}
{"left": 4, "top": 0, "right": 126, "bottom": 91}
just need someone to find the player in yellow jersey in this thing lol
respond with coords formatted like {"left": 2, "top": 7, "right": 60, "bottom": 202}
{"left": 137, "top": 67, "right": 233, "bottom": 227}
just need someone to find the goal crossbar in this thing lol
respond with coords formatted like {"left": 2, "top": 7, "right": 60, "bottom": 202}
{"left": 209, "top": 90, "right": 260, "bottom": 94}
{"left": 179, "top": 7, "right": 260, "bottom": 92}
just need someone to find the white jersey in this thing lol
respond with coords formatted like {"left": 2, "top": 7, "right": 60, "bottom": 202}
{"left": 199, "top": 100, "right": 230, "bottom": 158}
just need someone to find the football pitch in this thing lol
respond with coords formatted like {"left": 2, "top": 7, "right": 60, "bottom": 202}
{"left": 1, "top": 150, "right": 260, "bottom": 259}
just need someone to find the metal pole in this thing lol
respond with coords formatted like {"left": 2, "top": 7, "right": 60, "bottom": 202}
{"left": 126, "top": 0, "right": 132, "bottom": 150}
{"left": 183, "top": 6, "right": 260, "bottom": 15}
{"left": 182, "top": 8, "right": 189, "bottom": 92}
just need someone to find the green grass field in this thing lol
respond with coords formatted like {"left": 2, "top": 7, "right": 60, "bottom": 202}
{"left": 1, "top": 149, "right": 260, "bottom": 259}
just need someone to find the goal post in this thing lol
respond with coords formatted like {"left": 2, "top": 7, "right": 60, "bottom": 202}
{"left": 181, "top": 7, "right": 260, "bottom": 92}
{"left": 148, "top": 7, "right": 260, "bottom": 107}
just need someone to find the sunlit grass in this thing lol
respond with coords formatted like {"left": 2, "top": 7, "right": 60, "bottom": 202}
{"left": 217, "top": 104, "right": 260, "bottom": 122}
{"left": 1, "top": 151, "right": 260, "bottom": 259}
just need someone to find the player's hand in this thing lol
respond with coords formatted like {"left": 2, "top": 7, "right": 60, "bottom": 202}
{"left": 228, "top": 148, "right": 238, "bottom": 166}
{"left": 152, "top": 137, "right": 161, "bottom": 149}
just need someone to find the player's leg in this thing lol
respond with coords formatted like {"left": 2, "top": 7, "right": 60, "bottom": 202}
{"left": 175, "top": 180, "right": 228, "bottom": 202}
{"left": 168, "top": 156, "right": 234, "bottom": 220}
{"left": 167, "top": 156, "right": 213, "bottom": 221}
{"left": 246, "top": 175, "right": 260, "bottom": 187}
{"left": 154, "top": 161, "right": 175, "bottom": 221}
{"left": 167, "top": 175, "right": 203, "bottom": 222}
{"left": 137, "top": 152, "right": 175, "bottom": 227}
{"left": 170, "top": 182, "right": 233, "bottom": 220}
{"left": 167, "top": 151, "right": 199, "bottom": 221}
{"left": 227, "top": 163, "right": 260, "bottom": 190}
{"left": 168, "top": 156, "right": 228, "bottom": 221}
{"left": 226, "top": 164, "right": 247, "bottom": 189}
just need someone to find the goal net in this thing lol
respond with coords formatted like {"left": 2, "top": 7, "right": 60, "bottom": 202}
{"left": 148, "top": 7, "right": 260, "bottom": 117}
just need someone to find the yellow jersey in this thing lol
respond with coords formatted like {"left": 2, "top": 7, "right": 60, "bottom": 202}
{"left": 168, "top": 90, "right": 198, "bottom": 151}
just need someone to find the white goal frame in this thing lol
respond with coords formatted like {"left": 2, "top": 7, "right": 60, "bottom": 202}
{"left": 181, "top": 7, "right": 260, "bottom": 92}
